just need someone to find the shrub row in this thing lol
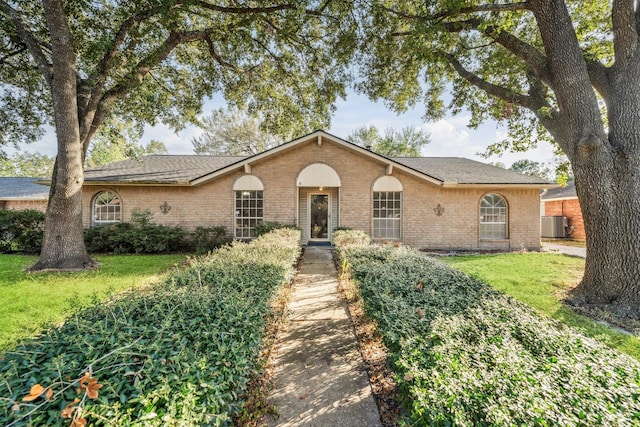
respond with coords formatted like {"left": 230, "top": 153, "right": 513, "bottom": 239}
{"left": 0, "top": 228, "right": 301, "bottom": 426}
{"left": 84, "top": 209, "right": 231, "bottom": 254}
{"left": 0, "top": 209, "right": 45, "bottom": 254}
{"left": 338, "top": 243, "right": 640, "bottom": 426}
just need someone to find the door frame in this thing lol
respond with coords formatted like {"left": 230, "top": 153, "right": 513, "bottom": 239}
{"left": 308, "top": 192, "right": 331, "bottom": 242}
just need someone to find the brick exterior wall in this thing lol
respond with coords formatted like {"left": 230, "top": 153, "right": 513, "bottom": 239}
{"left": 543, "top": 198, "right": 585, "bottom": 241}
{"left": 0, "top": 200, "right": 47, "bottom": 212}
{"left": 82, "top": 137, "right": 543, "bottom": 250}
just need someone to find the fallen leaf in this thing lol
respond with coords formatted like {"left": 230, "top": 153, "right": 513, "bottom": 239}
{"left": 22, "top": 384, "right": 45, "bottom": 402}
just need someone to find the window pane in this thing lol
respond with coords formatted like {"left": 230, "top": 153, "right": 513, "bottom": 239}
{"left": 235, "top": 190, "right": 264, "bottom": 239}
{"left": 372, "top": 191, "right": 401, "bottom": 240}
{"left": 92, "top": 191, "right": 121, "bottom": 225}
{"left": 480, "top": 194, "right": 507, "bottom": 239}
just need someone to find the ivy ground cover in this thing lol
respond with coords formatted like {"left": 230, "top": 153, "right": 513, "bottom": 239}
{"left": 442, "top": 253, "right": 640, "bottom": 360}
{"left": 0, "top": 228, "right": 301, "bottom": 426}
{"left": 338, "top": 243, "right": 640, "bottom": 426}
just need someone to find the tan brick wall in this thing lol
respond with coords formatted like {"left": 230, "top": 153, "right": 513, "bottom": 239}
{"left": 82, "top": 136, "right": 542, "bottom": 250}
{"left": 543, "top": 198, "right": 585, "bottom": 240}
{"left": 0, "top": 200, "right": 48, "bottom": 212}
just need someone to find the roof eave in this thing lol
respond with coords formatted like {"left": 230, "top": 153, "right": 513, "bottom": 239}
{"left": 443, "top": 183, "right": 558, "bottom": 189}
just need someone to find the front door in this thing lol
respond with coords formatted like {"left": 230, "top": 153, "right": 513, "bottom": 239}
{"left": 309, "top": 193, "right": 330, "bottom": 240}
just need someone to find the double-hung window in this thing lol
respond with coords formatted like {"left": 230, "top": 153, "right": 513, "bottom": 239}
{"left": 235, "top": 190, "right": 263, "bottom": 239}
{"left": 480, "top": 193, "right": 508, "bottom": 239}
{"left": 373, "top": 191, "right": 402, "bottom": 239}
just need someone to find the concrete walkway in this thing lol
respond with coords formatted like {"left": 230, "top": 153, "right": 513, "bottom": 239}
{"left": 542, "top": 243, "right": 586, "bottom": 258}
{"left": 264, "top": 246, "right": 382, "bottom": 427}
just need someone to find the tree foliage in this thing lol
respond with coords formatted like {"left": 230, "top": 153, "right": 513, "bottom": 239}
{"left": 0, "top": 151, "right": 54, "bottom": 177}
{"left": 509, "top": 159, "right": 551, "bottom": 180}
{"left": 86, "top": 118, "right": 167, "bottom": 167}
{"left": 191, "top": 107, "right": 285, "bottom": 156}
{"left": 0, "top": 0, "right": 356, "bottom": 270}
{"left": 347, "top": 125, "right": 430, "bottom": 157}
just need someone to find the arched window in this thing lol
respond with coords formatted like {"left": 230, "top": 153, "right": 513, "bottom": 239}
{"left": 92, "top": 190, "right": 121, "bottom": 226}
{"left": 233, "top": 175, "right": 264, "bottom": 239}
{"left": 480, "top": 193, "right": 508, "bottom": 239}
{"left": 372, "top": 176, "right": 403, "bottom": 240}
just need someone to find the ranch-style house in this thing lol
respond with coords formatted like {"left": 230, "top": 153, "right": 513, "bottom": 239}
{"left": 81, "top": 130, "right": 552, "bottom": 249}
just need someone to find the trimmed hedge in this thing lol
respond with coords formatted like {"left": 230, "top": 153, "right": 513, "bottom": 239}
{"left": 0, "top": 228, "right": 301, "bottom": 426}
{"left": 339, "top": 244, "right": 640, "bottom": 426}
{"left": 84, "top": 210, "right": 231, "bottom": 254}
{"left": 333, "top": 228, "right": 370, "bottom": 248}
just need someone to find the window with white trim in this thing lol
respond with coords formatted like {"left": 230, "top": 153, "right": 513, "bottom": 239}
{"left": 480, "top": 193, "right": 508, "bottom": 239}
{"left": 235, "top": 190, "right": 263, "bottom": 239}
{"left": 92, "top": 190, "right": 121, "bottom": 225}
{"left": 373, "top": 191, "right": 402, "bottom": 239}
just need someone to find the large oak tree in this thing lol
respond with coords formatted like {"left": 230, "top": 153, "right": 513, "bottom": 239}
{"left": 358, "top": 0, "right": 640, "bottom": 317}
{"left": 0, "top": 0, "right": 355, "bottom": 270}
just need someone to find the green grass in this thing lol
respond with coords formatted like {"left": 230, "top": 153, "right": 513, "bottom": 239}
{"left": 442, "top": 252, "right": 640, "bottom": 360}
{"left": 0, "top": 254, "right": 184, "bottom": 351}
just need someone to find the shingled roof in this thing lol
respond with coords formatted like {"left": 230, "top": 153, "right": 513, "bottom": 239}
{"left": 542, "top": 181, "right": 576, "bottom": 199}
{"left": 82, "top": 130, "right": 553, "bottom": 187}
{"left": 84, "top": 155, "right": 245, "bottom": 184}
{"left": 0, "top": 177, "right": 49, "bottom": 200}
{"left": 391, "top": 157, "right": 550, "bottom": 185}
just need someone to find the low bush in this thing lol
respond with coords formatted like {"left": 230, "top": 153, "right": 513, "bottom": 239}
{"left": 1, "top": 228, "right": 301, "bottom": 426}
{"left": 84, "top": 209, "right": 230, "bottom": 254}
{"left": 332, "top": 228, "right": 370, "bottom": 248}
{"left": 254, "top": 221, "right": 298, "bottom": 237}
{"left": 339, "top": 245, "right": 640, "bottom": 426}
{"left": 190, "top": 226, "right": 231, "bottom": 254}
{"left": 0, "top": 209, "right": 45, "bottom": 254}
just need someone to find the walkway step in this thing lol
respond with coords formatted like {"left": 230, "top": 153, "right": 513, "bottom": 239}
{"left": 264, "top": 247, "right": 382, "bottom": 426}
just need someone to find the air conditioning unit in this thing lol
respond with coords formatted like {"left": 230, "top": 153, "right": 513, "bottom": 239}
{"left": 541, "top": 216, "right": 568, "bottom": 238}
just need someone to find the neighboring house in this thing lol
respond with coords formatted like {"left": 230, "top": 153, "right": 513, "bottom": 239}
{"left": 0, "top": 177, "right": 49, "bottom": 212}
{"left": 81, "top": 130, "right": 553, "bottom": 249}
{"left": 541, "top": 181, "right": 585, "bottom": 240}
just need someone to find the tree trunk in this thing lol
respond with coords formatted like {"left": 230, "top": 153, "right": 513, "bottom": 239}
{"left": 568, "top": 70, "right": 640, "bottom": 318}
{"left": 28, "top": 0, "right": 95, "bottom": 271}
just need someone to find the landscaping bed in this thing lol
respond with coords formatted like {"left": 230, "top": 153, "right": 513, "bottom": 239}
{"left": 336, "top": 233, "right": 640, "bottom": 426}
{"left": 0, "top": 228, "right": 301, "bottom": 426}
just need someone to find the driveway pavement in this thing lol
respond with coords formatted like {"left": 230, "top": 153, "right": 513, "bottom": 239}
{"left": 542, "top": 243, "right": 586, "bottom": 258}
{"left": 264, "top": 246, "right": 381, "bottom": 427}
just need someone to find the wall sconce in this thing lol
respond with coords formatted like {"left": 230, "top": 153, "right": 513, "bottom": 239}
{"left": 319, "top": 186, "right": 324, "bottom": 191}
{"left": 160, "top": 201, "right": 171, "bottom": 215}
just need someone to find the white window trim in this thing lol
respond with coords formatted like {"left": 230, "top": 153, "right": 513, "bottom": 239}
{"left": 92, "top": 190, "right": 122, "bottom": 226}
{"left": 234, "top": 190, "right": 264, "bottom": 239}
{"left": 372, "top": 191, "right": 402, "bottom": 240}
{"left": 479, "top": 193, "right": 509, "bottom": 240}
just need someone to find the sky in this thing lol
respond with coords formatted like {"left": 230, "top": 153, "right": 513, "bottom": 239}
{"left": 11, "top": 89, "right": 555, "bottom": 168}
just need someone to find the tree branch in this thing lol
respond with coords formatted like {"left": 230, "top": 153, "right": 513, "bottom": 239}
{"left": 611, "top": 0, "right": 639, "bottom": 69}
{"left": 193, "top": 1, "right": 294, "bottom": 14}
{"left": 384, "top": 2, "right": 528, "bottom": 21}
{"left": 443, "top": 18, "right": 553, "bottom": 85}
{"left": 445, "top": 52, "right": 537, "bottom": 110}
{"left": 0, "top": 1, "right": 53, "bottom": 86}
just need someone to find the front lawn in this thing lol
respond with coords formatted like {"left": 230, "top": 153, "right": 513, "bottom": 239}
{"left": 442, "top": 253, "right": 640, "bottom": 360}
{"left": 0, "top": 254, "right": 184, "bottom": 351}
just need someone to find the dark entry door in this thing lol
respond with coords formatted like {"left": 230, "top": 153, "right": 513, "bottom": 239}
{"left": 310, "top": 194, "right": 329, "bottom": 240}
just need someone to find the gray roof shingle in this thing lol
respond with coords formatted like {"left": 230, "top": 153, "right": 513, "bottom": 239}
{"left": 84, "top": 155, "right": 246, "bottom": 184}
{"left": 0, "top": 177, "right": 50, "bottom": 199}
{"left": 392, "top": 157, "right": 551, "bottom": 185}
{"left": 542, "top": 181, "right": 576, "bottom": 199}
